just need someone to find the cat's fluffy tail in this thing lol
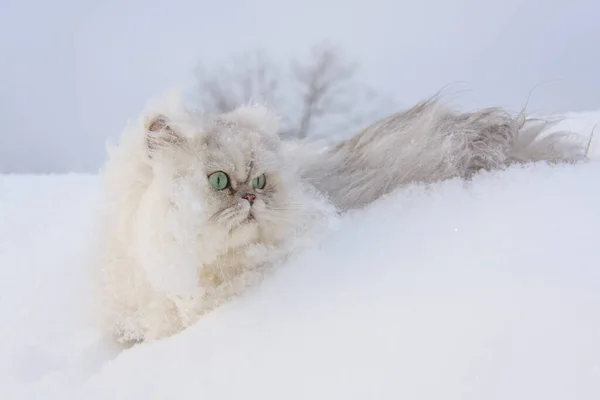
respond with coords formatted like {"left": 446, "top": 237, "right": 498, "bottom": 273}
{"left": 299, "top": 97, "right": 588, "bottom": 211}
{"left": 508, "top": 115, "right": 586, "bottom": 164}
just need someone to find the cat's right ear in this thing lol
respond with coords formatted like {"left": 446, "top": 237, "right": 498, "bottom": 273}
{"left": 145, "top": 115, "right": 182, "bottom": 152}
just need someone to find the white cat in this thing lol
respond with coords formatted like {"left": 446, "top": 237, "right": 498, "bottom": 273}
{"left": 298, "top": 97, "right": 587, "bottom": 210}
{"left": 93, "top": 90, "right": 332, "bottom": 343}
{"left": 94, "top": 90, "right": 586, "bottom": 344}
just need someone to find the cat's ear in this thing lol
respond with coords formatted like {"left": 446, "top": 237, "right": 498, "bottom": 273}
{"left": 145, "top": 114, "right": 183, "bottom": 151}
{"left": 226, "top": 103, "right": 280, "bottom": 136}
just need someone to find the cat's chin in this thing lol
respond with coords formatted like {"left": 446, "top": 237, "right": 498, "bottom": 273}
{"left": 225, "top": 217, "right": 261, "bottom": 249}
{"left": 228, "top": 208, "right": 256, "bottom": 227}
{"left": 233, "top": 214, "right": 257, "bottom": 229}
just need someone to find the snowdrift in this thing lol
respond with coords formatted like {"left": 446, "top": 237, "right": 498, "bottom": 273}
{"left": 1, "top": 112, "right": 599, "bottom": 400}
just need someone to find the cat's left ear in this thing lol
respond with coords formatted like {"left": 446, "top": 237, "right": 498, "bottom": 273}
{"left": 145, "top": 114, "right": 183, "bottom": 151}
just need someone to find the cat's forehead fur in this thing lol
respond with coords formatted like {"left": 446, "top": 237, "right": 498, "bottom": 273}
{"left": 145, "top": 98, "right": 283, "bottom": 178}
{"left": 198, "top": 116, "right": 282, "bottom": 180}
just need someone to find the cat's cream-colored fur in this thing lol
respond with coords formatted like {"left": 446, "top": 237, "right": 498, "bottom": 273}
{"left": 94, "top": 91, "right": 332, "bottom": 343}
{"left": 95, "top": 89, "right": 586, "bottom": 343}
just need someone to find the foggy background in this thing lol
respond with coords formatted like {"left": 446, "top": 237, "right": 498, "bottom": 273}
{"left": 1, "top": 0, "right": 599, "bottom": 173}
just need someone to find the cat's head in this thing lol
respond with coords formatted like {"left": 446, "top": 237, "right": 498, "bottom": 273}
{"left": 138, "top": 98, "right": 304, "bottom": 261}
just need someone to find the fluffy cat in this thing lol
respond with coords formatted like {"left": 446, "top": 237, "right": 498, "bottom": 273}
{"left": 95, "top": 89, "right": 586, "bottom": 344}
{"left": 298, "top": 97, "right": 587, "bottom": 210}
{"left": 93, "top": 91, "right": 332, "bottom": 343}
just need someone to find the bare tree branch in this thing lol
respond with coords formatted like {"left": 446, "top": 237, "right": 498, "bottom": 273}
{"left": 192, "top": 43, "right": 394, "bottom": 140}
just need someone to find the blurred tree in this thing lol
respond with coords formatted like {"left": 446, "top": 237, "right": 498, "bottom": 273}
{"left": 193, "top": 43, "right": 394, "bottom": 140}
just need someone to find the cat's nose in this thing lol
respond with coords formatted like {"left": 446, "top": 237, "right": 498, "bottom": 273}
{"left": 241, "top": 193, "right": 256, "bottom": 205}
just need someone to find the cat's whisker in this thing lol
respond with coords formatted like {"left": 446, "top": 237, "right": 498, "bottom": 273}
{"left": 263, "top": 202, "right": 309, "bottom": 210}
{"left": 266, "top": 205, "right": 307, "bottom": 211}
{"left": 209, "top": 205, "right": 241, "bottom": 224}
{"left": 257, "top": 212, "right": 306, "bottom": 226}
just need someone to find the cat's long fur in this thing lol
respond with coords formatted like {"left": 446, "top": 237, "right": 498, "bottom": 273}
{"left": 94, "top": 89, "right": 586, "bottom": 343}
{"left": 298, "top": 97, "right": 587, "bottom": 210}
{"left": 93, "top": 91, "right": 332, "bottom": 343}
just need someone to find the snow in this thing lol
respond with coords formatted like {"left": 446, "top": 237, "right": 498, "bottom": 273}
{"left": 1, "top": 113, "right": 600, "bottom": 399}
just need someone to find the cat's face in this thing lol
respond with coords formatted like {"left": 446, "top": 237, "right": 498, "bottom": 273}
{"left": 144, "top": 106, "right": 299, "bottom": 259}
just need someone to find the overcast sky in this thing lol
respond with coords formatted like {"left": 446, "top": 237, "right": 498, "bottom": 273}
{"left": 1, "top": 0, "right": 599, "bottom": 173}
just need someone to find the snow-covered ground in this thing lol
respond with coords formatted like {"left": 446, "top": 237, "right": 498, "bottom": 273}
{"left": 1, "top": 113, "right": 600, "bottom": 399}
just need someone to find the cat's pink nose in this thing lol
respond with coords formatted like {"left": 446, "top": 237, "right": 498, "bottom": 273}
{"left": 242, "top": 193, "right": 256, "bottom": 205}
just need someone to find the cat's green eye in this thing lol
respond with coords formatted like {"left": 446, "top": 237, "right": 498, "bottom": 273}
{"left": 208, "top": 171, "right": 229, "bottom": 190}
{"left": 251, "top": 174, "right": 266, "bottom": 190}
